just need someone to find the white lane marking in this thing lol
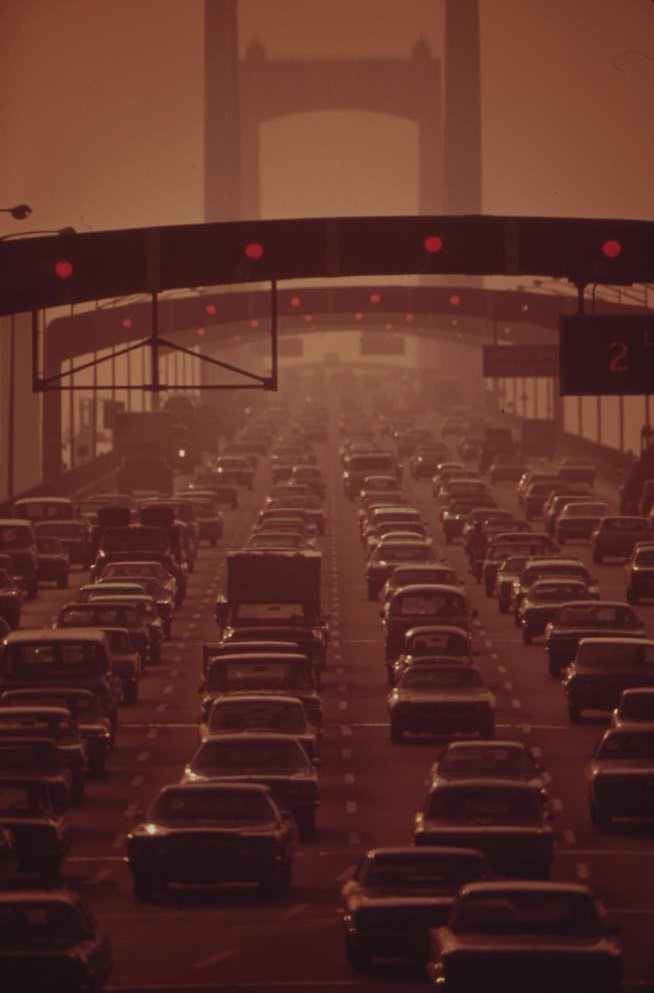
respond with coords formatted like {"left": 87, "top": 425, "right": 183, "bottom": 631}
{"left": 281, "top": 902, "right": 310, "bottom": 921}
{"left": 335, "top": 864, "right": 356, "bottom": 882}
{"left": 147, "top": 727, "right": 159, "bottom": 739}
{"left": 111, "top": 835, "right": 123, "bottom": 849}
{"left": 337, "top": 683, "right": 347, "bottom": 693}
{"left": 490, "top": 652, "right": 499, "bottom": 661}
{"left": 485, "top": 640, "right": 493, "bottom": 649}
{"left": 333, "top": 652, "right": 343, "bottom": 661}
{"left": 85, "top": 868, "right": 113, "bottom": 886}
{"left": 504, "top": 681, "right": 513, "bottom": 691}
{"left": 551, "top": 798, "right": 563, "bottom": 812}
{"left": 348, "top": 831, "right": 361, "bottom": 846}
{"left": 562, "top": 829, "right": 576, "bottom": 845}
{"left": 155, "top": 703, "right": 168, "bottom": 713}
{"left": 497, "top": 665, "right": 507, "bottom": 674}
{"left": 521, "top": 724, "right": 532, "bottom": 733}
{"left": 479, "top": 629, "right": 487, "bottom": 636}
{"left": 192, "top": 612, "right": 202, "bottom": 619}
{"left": 341, "top": 748, "right": 352, "bottom": 760}
{"left": 511, "top": 699, "right": 522, "bottom": 709}
{"left": 576, "top": 862, "right": 590, "bottom": 880}
{"left": 345, "top": 801, "right": 358, "bottom": 814}
{"left": 336, "top": 667, "right": 344, "bottom": 676}
{"left": 344, "top": 772, "right": 356, "bottom": 785}
{"left": 130, "top": 774, "right": 144, "bottom": 787}
{"left": 531, "top": 746, "right": 543, "bottom": 757}
{"left": 338, "top": 700, "right": 348, "bottom": 711}
{"left": 163, "top": 685, "right": 173, "bottom": 695}
{"left": 170, "top": 668, "right": 180, "bottom": 678}
{"left": 341, "top": 725, "right": 352, "bottom": 736}
{"left": 192, "top": 949, "right": 238, "bottom": 970}
{"left": 137, "top": 750, "right": 150, "bottom": 762}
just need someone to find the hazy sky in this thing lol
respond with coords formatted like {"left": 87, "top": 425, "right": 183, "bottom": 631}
{"left": 1, "top": 0, "right": 653, "bottom": 232}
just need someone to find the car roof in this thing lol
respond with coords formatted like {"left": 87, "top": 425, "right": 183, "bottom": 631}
{"left": 363, "top": 846, "right": 488, "bottom": 860}
{"left": 428, "top": 778, "right": 539, "bottom": 792}
{"left": 457, "top": 880, "right": 592, "bottom": 897}
{"left": 391, "top": 583, "right": 466, "bottom": 596}
{"left": 3, "top": 628, "right": 108, "bottom": 644}
{"left": 0, "top": 889, "right": 83, "bottom": 906}
{"left": 406, "top": 625, "right": 470, "bottom": 637}
{"left": 578, "top": 636, "right": 654, "bottom": 646}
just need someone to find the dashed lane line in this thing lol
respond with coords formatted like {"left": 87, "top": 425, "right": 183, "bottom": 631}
{"left": 192, "top": 949, "right": 238, "bottom": 970}
{"left": 281, "top": 903, "right": 310, "bottom": 922}
{"left": 576, "top": 862, "right": 590, "bottom": 880}
{"left": 345, "top": 801, "right": 358, "bottom": 815}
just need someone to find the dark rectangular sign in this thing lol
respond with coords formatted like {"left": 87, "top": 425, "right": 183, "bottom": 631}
{"left": 483, "top": 344, "right": 559, "bottom": 377}
{"left": 559, "top": 314, "right": 654, "bottom": 395}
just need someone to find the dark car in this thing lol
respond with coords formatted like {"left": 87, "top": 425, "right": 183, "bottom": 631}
{"left": 517, "top": 577, "right": 596, "bottom": 644}
{"left": 480, "top": 533, "right": 560, "bottom": 597}
{"left": 126, "top": 782, "right": 297, "bottom": 900}
{"left": 611, "top": 686, "right": 654, "bottom": 728}
{"left": 441, "top": 497, "right": 497, "bottom": 542}
{"left": 427, "top": 881, "right": 621, "bottom": 993}
{"left": 554, "top": 500, "right": 610, "bottom": 544}
{"left": 0, "top": 737, "right": 73, "bottom": 809}
{"left": 0, "top": 569, "right": 21, "bottom": 629}
{"left": 0, "top": 889, "right": 112, "bottom": 993}
{"left": 564, "top": 637, "right": 654, "bottom": 722}
{"left": 181, "top": 494, "right": 223, "bottom": 546}
{"left": 366, "top": 539, "right": 436, "bottom": 600}
{"left": 200, "top": 695, "right": 320, "bottom": 760}
{"left": 585, "top": 725, "right": 654, "bottom": 830}
{"left": 488, "top": 456, "right": 526, "bottom": 484}
{"left": 188, "top": 477, "right": 239, "bottom": 509}
{"left": 545, "top": 601, "right": 645, "bottom": 678}
{"left": 340, "top": 846, "right": 489, "bottom": 971}
{"left": 33, "top": 519, "right": 92, "bottom": 568}
{"left": 56, "top": 601, "right": 153, "bottom": 668}
{"left": 0, "top": 706, "right": 86, "bottom": 801}
{"left": 388, "top": 664, "right": 495, "bottom": 743}
{"left": 35, "top": 536, "right": 70, "bottom": 589}
{"left": 215, "top": 455, "right": 255, "bottom": 489}
{"left": 0, "top": 687, "right": 114, "bottom": 777}
{"left": 592, "top": 515, "right": 650, "bottom": 563}
{"left": 414, "top": 780, "right": 554, "bottom": 879}
{"left": 0, "top": 778, "right": 71, "bottom": 884}
{"left": 429, "top": 740, "right": 549, "bottom": 795}
{"left": 182, "top": 732, "right": 320, "bottom": 838}
{"left": 0, "top": 519, "right": 38, "bottom": 598}
{"left": 558, "top": 456, "right": 597, "bottom": 485}
{"left": 625, "top": 542, "right": 654, "bottom": 604}
{"left": 382, "top": 584, "right": 475, "bottom": 661}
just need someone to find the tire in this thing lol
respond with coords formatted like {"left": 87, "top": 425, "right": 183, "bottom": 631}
{"left": 522, "top": 627, "right": 532, "bottom": 645}
{"left": 390, "top": 723, "right": 404, "bottom": 743}
{"left": 259, "top": 862, "right": 292, "bottom": 898}
{"left": 345, "top": 937, "right": 372, "bottom": 974}
{"left": 590, "top": 803, "right": 611, "bottom": 832}
{"left": 133, "top": 872, "right": 157, "bottom": 902}
{"left": 40, "top": 860, "right": 61, "bottom": 887}
{"left": 567, "top": 700, "right": 581, "bottom": 723}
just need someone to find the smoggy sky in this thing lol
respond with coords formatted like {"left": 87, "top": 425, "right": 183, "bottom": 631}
{"left": 1, "top": 0, "right": 653, "bottom": 233}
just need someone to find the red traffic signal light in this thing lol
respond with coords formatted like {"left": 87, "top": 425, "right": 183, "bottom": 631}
{"left": 424, "top": 235, "right": 444, "bottom": 253}
{"left": 54, "top": 259, "right": 74, "bottom": 279}
{"left": 601, "top": 239, "right": 622, "bottom": 259}
{"left": 244, "top": 242, "right": 264, "bottom": 261}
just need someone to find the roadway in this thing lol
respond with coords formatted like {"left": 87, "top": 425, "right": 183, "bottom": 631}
{"left": 14, "top": 406, "right": 654, "bottom": 993}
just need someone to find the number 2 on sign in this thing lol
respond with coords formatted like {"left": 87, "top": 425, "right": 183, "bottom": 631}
{"left": 608, "top": 340, "right": 629, "bottom": 373}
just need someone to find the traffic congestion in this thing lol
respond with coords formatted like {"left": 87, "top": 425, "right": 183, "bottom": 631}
{"left": 0, "top": 365, "right": 652, "bottom": 991}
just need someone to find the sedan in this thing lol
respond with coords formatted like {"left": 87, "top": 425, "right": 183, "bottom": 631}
{"left": 388, "top": 663, "right": 495, "bottom": 743}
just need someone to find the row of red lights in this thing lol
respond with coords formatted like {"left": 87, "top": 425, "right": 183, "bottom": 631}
{"left": 51, "top": 236, "right": 624, "bottom": 282}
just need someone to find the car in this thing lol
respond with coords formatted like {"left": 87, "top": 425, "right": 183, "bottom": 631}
{"left": 33, "top": 518, "right": 93, "bottom": 568}
{"left": 0, "top": 686, "right": 114, "bottom": 776}
{"left": 591, "top": 515, "right": 650, "bottom": 563}
{"left": 0, "top": 889, "right": 112, "bottom": 992}
{"left": 388, "top": 663, "right": 495, "bottom": 743}
{"left": 545, "top": 601, "right": 645, "bottom": 678}
{"left": 0, "top": 736, "right": 74, "bottom": 809}
{"left": 517, "top": 577, "right": 595, "bottom": 643}
{"left": 543, "top": 492, "right": 596, "bottom": 535}
{"left": 494, "top": 554, "right": 532, "bottom": 613}
{"left": 563, "top": 637, "right": 654, "bottom": 722}
{"left": 35, "top": 536, "right": 70, "bottom": 589}
{"left": 100, "top": 559, "right": 179, "bottom": 606}
{"left": 180, "top": 494, "right": 223, "bottom": 546}
{"left": 479, "top": 533, "right": 559, "bottom": 596}
{"left": 611, "top": 686, "right": 654, "bottom": 728}
{"left": 586, "top": 725, "right": 654, "bottom": 830}
{"left": 625, "top": 542, "right": 654, "bottom": 603}
{"left": 215, "top": 455, "right": 254, "bottom": 488}
{"left": 382, "top": 584, "right": 476, "bottom": 660}
{"left": 488, "top": 455, "right": 526, "bottom": 484}
{"left": 55, "top": 600, "right": 153, "bottom": 668}
{"left": 427, "top": 881, "right": 621, "bottom": 993}
{"left": 381, "top": 563, "right": 462, "bottom": 604}
{"left": 509, "top": 557, "right": 598, "bottom": 616}
{"left": 200, "top": 694, "right": 320, "bottom": 759}
{"left": 410, "top": 450, "right": 446, "bottom": 479}
{"left": 340, "top": 846, "right": 490, "bottom": 971}
{"left": 0, "top": 705, "right": 87, "bottom": 801}
{"left": 555, "top": 500, "right": 611, "bottom": 544}
{"left": 0, "top": 518, "right": 38, "bottom": 598}
{"left": 441, "top": 497, "right": 497, "bottom": 542}
{"left": 126, "top": 782, "right": 297, "bottom": 901}
{"left": 414, "top": 780, "right": 554, "bottom": 878}
{"left": 182, "top": 732, "right": 320, "bottom": 838}
{"left": 428, "top": 740, "right": 549, "bottom": 797}
{"left": 94, "top": 576, "right": 176, "bottom": 639}
{"left": 0, "top": 778, "right": 71, "bottom": 884}
{"left": 187, "top": 477, "right": 238, "bottom": 509}
{"left": 523, "top": 480, "right": 561, "bottom": 519}
{"left": 366, "top": 539, "right": 436, "bottom": 600}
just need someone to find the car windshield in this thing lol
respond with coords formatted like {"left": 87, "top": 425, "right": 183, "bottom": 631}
{"left": 391, "top": 569, "right": 456, "bottom": 587}
{"left": 596, "top": 731, "right": 654, "bottom": 759}
{"left": 401, "top": 667, "right": 482, "bottom": 689}
{"left": 359, "top": 853, "right": 485, "bottom": 893}
{"left": 425, "top": 787, "right": 541, "bottom": 822}
{"left": 635, "top": 550, "right": 654, "bottom": 566}
{"left": 35, "top": 523, "right": 83, "bottom": 538}
{"left": 0, "top": 903, "right": 81, "bottom": 948}
{"left": 455, "top": 892, "right": 601, "bottom": 936}
{"left": 0, "top": 783, "right": 49, "bottom": 816}
{"left": 206, "top": 661, "right": 313, "bottom": 692}
{"left": 408, "top": 632, "right": 468, "bottom": 656}
{"left": 439, "top": 745, "right": 534, "bottom": 778}
{"left": 530, "top": 582, "right": 588, "bottom": 602}
{"left": 375, "top": 544, "right": 433, "bottom": 563}
{"left": 604, "top": 518, "right": 647, "bottom": 531}
{"left": 191, "top": 739, "right": 310, "bottom": 774}
{"left": 60, "top": 606, "right": 139, "bottom": 628}
{"left": 208, "top": 701, "right": 305, "bottom": 733}
{"left": 394, "top": 593, "right": 465, "bottom": 618}
{"left": 557, "top": 605, "right": 637, "bottom": 627}
{"left": 36, "top": 538, "right": 61, "bottom": 554}
{"left": 152, "top": 789, "right": 273, "bottom": 823}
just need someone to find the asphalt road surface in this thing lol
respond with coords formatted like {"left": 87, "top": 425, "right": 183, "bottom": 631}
{"left": 16, "top": 413, "right": 654, "bottom": 993}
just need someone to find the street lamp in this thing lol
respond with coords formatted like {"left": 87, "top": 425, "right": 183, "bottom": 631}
{"left": 0, "top": 204, "right": 32, "bottom": 221}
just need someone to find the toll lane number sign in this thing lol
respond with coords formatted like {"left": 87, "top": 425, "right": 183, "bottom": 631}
{"left": 559, "top": 315, "right": 654, "bottom": 396}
